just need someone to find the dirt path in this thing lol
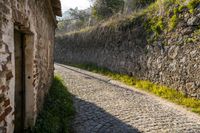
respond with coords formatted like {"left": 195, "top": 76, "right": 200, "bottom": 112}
{"left": 55, "top": 64, "right": 200, "bottom": 133}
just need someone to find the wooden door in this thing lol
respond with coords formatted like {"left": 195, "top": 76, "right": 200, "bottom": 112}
{"left": 14, "top": 30, "right": 25, "bottom": 133}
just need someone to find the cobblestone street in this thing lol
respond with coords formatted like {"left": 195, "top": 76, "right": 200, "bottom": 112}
{"left": 55, "top": 64, "right": 200, "bottom": 133}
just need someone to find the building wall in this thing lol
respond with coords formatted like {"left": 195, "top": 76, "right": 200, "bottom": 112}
{"left": 0, "top": 0, "right": 56, "bottom": 132}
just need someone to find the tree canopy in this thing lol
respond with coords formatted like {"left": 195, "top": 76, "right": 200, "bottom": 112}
{"left": 92, "top": 0, "right": 125, "bottom": 19}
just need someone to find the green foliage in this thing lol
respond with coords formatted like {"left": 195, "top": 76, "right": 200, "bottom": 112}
{"left": 92, "top": 0, "right": 124, "bottom": 19}
{"left": 186, "top": 37, "right": 198, "bottom": 43}
{"left": 187, "top": 0, "right": 200, "bottom": 13}
{"left": 168, "top": 3, "right": 185, "bottom": 31}
{"left": 143, "top": 0, "right": 180, "bottom": 38}
{"left": 169, "top": 14, "right": 178, "bottom": 31}
{"left": 194, "top": 28, "right": 200, "bottom": 35}
{"left": 56, "top": 8, "right": 91, "bottom": 35}
{"left": 178, "top": 5, "right": 186, "bottom": 12}
{"left": 72, "top": 63, "right": 200, "bottom": 115}
{"left": 74, "top": 63, "right": 138, "bottom": 85}
{"left": 135, "top": 80, "right": 200, "bottom": 110}
{"left": 57, "top": 20, "right": 71, "bottom": 30}
{"left": 68, "top": 7, "right": 90, "bottom": 22}
{"left": 60, "top": 0, "right": 200, "bottom": 44}
{"left": 149, "top": 17, "right": 164, "bottom": 34}
{"left": 32, "top": 76, "right": 75, "bottom": 133}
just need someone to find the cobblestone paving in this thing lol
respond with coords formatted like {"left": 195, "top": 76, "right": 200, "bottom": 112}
{"left": 55, "top": 64, "right": 200, "bottom": 133}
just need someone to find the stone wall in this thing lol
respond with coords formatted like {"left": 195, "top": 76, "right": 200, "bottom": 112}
{"left": 0, "top": 0, "right": 57, "bottom": 132}
{"left": 55, "top": 4, "right": 200, "bottom": 100}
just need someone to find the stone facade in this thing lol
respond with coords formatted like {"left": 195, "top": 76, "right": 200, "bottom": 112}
{"left": 55, "top": 4, "right": 200, "bottom": 99}
{"left": 0, "top": 0, "right": 61, "bottom": 132}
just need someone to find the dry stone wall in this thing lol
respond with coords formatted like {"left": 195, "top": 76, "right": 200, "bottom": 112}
{"left": 55, "top": 6, "right": 200, "bottom": 100}
{"left": 0, "top": 0, "right": 57, "bottom": 132}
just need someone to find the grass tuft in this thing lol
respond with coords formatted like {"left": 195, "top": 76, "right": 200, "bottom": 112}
{"left": 169, "top": 12, "right": 179, "bottom": 31}
{"left": 187, "top": 0, "right": 200, "bottom": 13}
{"left": 72, "top": 63, "right": 200, "bottom": 115}
{"left": 32, "top": 76, "right": 75, "bottom": 133}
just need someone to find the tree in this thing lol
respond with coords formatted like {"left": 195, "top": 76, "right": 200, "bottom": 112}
{"left": 68, "top": 7, "right": 90, "bottom": 22}
{"left": 57, "top": 8, "right": 92, "bottom": 34}
{"left": 92, "top": 0, "right": 124, "bottom": 19}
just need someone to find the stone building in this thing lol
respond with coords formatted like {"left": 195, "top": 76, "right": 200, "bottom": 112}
{"left": 0, "top": 0, "right": 61, "bottom": 132}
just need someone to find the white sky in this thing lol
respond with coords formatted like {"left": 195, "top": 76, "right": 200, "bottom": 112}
{"left": 60, "top": 0, "right": 91, "bottom": 12}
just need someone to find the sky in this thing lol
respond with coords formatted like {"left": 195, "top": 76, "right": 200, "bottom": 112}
{"left": 60, "top": 0, "right": 91, "bottom": 12}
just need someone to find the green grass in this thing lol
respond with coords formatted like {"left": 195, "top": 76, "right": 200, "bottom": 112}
{"left": 72, "top": 63, "right": 200, "bottom": 115}
{"left": 32, "top": 76, "right": 75, "bottom": 133}
{"left": 169, "top": 14, "right": 179, "bottom": 31}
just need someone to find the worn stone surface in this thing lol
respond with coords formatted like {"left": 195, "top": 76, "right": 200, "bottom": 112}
{"left": 55, "top": 64, "right": 200, "bottom": 133}
{"left": 0, "top": 0, "right": 60, "bottom": 132}
{"left": 55, "top": 5, "right": 200, "bottom": 99}
{"left": 187, "top": 16, "right": 200, "bottom": 26}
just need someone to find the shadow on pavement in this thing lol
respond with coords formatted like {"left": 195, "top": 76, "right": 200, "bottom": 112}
{"left": 71, "top": 95, "right": 140, "bottom": 133}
